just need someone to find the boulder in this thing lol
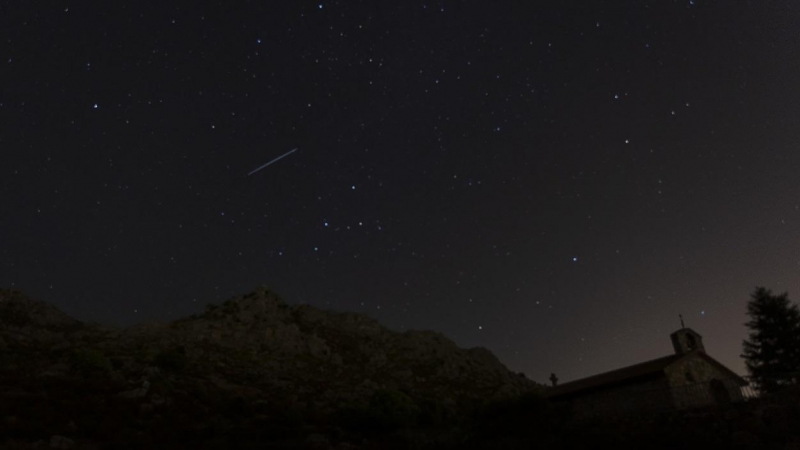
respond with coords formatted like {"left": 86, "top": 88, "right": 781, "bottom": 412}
{"left": 49, "top": 435, "right": 75, "bottom": 449}
{"left": 305, "top": 433, "right": 331, "bottom": 450}
{"left": 119, "top": 379, "right": 150, "bottom": 399}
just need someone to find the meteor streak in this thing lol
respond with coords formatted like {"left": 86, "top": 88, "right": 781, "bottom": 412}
{"left": 247, "top": 148, "right": 298, "bottom": 176}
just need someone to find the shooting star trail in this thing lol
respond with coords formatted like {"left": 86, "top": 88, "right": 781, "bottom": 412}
{"left": 247, "top": 148, "right": 298, "bottom": 176}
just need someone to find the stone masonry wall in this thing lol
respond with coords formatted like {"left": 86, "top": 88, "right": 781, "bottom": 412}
{"left": 569, "top": 377, "right": 672, "bottom": 418}
{"left": 664, "top": 353, "right": 744, "bottom": 409}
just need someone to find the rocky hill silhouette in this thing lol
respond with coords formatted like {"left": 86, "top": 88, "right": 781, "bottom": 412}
{"left": 0, "top": 287, "right": 540, "bottom": 449}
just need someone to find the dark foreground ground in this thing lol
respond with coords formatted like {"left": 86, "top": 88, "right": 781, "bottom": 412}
{"left": 1, "top": 375, "right": 799, "bottom": 450}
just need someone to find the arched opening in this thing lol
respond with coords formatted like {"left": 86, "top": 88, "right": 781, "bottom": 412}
{"left": 686, "top": 333, "right": 697, "bottom": 351}
{"left": 710, "top": 379, "right": 730, "bottom": 405}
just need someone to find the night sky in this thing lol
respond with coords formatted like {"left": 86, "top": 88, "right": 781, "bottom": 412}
{"left": 3, "top": 1, "right": 800, "bottom": 385}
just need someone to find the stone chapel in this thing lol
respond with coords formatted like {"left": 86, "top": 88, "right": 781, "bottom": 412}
{"left": 545, "top": 327, "right": 748, "bottom": 416}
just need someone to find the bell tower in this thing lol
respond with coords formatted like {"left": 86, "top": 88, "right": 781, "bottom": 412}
{"left": 670, "top": 325, "right": 705, "bottom": 355}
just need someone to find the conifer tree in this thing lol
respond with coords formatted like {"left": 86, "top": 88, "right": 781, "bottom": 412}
{"left": 741, "top": 287, "right": 800, "bottom": 392}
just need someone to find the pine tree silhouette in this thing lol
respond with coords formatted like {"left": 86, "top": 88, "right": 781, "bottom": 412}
{"left": 742, "top": 287, "right": 800, "bottom": 393}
